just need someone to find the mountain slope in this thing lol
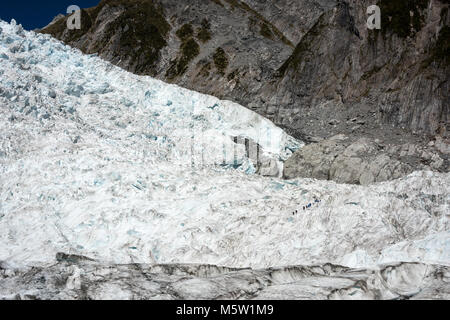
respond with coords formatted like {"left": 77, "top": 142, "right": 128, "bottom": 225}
{"left": 40, "top": 0, "right": 296, "bottom": 106}
{"left": 259, "top": 0, "right": 449, "bottom": 139}
{"left": 39, "top": 0, "right": 449, "bottom": 185}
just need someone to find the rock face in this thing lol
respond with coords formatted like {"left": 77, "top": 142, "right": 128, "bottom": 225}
{"left": 284, "top": 134, "right": 447, "bottom": 185}
{"left": 39, "top": 0, "right": 450, "bottom": 184}
{"left": 240, "top": 0, "right": 335, "bottom": 44}
{"left": 258, "top": 0, "right": 449, "bottom": 139}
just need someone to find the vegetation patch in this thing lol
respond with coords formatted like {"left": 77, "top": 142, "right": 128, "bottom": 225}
{"left": 41, "top": 0, "right": 171, "bottom": 76}
{"left": 361, "top": 64, "right": 385, "bottom": 81}
{"left": 223, "top": 0, "right": 293, "bottom": 47}
{"left": 168, "top": 19, "right": 215, "bottom": 79}
{"left": 197, "top": 59, "right": 212, "bottom": 78}
{"left": 377, "top": 0, "right": 429, "bottom": 38}
{"left": 260, "top": 23, "right": 274, "bottom": 40}
{"left": 213, "top": 47, "right": 229, "bottom": 75}
{"left": 277, "top": 13, "right": 327, "bottom": 76}
{"left": 168, "top": 20, "right": 209, "bottom": 79}
{"left": 223, "top": 0, "right": 239, "bottom": 10}
{"left": 167, "top": 38, "right": 200, "bottom": 79}
{"left": 197, "top": 19, "right": 212, "bottom": 43}
{"left": 210, "top": 0, "right": 224, "bottom": 7}
{"left": 432, "top": 6, "right": 450, "bottom": 65}
{"left": 176, "top": 23, "right": 194, "bottom": 41}
{"left": 227, "top": 68, "right": 240, "bottom": 82}
{"left": 105, "top": 0, "right": 170, "bottom": 75}
{"left": 423, "top": 25, "right": 450, "bottom": 67}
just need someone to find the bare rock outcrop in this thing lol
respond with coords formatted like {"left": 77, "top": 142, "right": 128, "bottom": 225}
{"left": 258, "top": 0, "right": 449, "bottom": 138}
{"left": 284, "top": 134, "right": 448, "bottom": 184}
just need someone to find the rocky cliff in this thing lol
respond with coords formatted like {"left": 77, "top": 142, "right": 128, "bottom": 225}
{"left": 258, "top": 0, "right": 449, "bottom": 139}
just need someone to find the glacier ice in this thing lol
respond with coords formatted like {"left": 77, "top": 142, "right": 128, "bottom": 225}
{"left": 0, "top": 19, "right": 449, "bottom": 299}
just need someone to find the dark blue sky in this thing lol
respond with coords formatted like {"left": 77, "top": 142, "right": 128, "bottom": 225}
{"left": 1, "top": 1, "right": 100, "bottom": 30}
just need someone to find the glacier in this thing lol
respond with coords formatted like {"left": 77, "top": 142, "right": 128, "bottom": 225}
{"left": 0, "top": 19, "right": 449, "bottom": 299}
